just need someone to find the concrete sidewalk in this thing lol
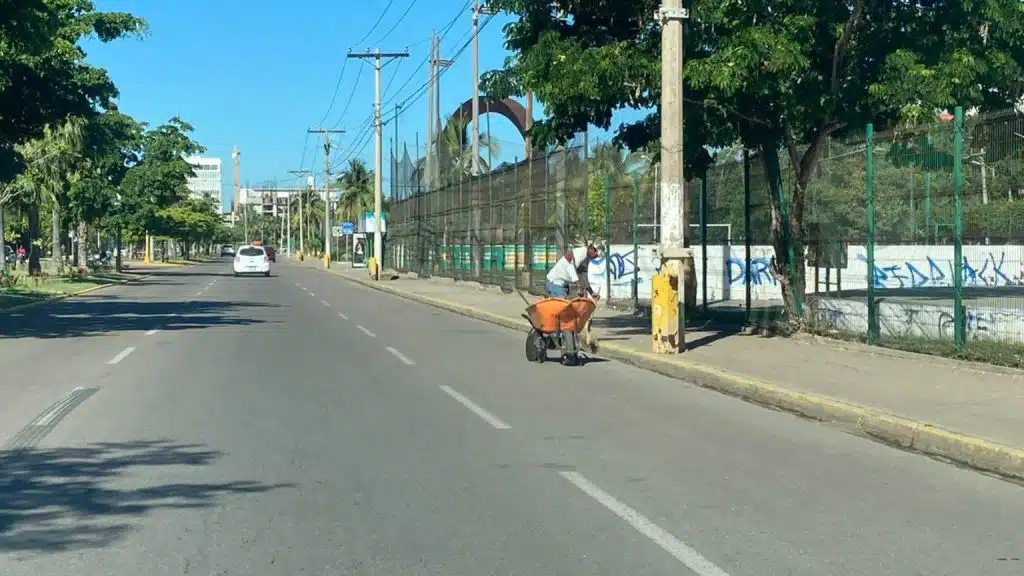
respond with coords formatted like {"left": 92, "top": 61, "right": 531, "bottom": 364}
{"left": 293, "top": 259, "right": 1024, "bottom": 480}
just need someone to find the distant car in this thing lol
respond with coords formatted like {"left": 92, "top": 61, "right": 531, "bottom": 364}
{"left": 220, "top": 245, "right": 235, "bottom": 257}
{"left": 264, "top": 246, "right": 277, "bottom": 262}
{"left": 232, "top": 245, "right": 271, "bottom": 277}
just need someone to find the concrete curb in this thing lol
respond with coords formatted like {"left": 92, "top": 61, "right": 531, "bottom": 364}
{"left": 0, "top": 273, "right": 152, "bottom": 315}
{"left": 325, "top": 268, "right": 1024, "bottom": 481}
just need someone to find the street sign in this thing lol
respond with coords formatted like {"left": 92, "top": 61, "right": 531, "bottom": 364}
{"left": 331, "top": 225, "right": 343, "bottom": 237}
{"left": 341, "top": 222, "right": 354, "bottom": 235}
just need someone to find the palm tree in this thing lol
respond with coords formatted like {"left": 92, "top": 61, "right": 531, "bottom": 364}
{"left": 433, "top": 116, "right": 501, "bottom": 186}
{"left": 336, "top": 159, "right": 375, "bottom": 224}
{"left": 14, "top": 118, "right": 86, "bottom": 275}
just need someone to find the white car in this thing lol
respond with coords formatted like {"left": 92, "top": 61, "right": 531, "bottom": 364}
{"left": 233, "top": 244, "right": 271, "bottom": 277}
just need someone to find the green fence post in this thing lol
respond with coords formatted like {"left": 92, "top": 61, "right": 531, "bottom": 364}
{"left": 743, "top": 149, "right": 752, "bottom": 325}
{"left": 866, "top": 123, "right": 878, "bottom": 345}
{"left": 603, "top": 175, "right": 612, "bottom": 302}
{"left": 631, "top": 172, "right": 640, "bottom": 309}
{"left": 953, "top": 106, "right": 965, "bottom": 351}
{"left": 700, "top": 176, "right": 708, "bottom": 313}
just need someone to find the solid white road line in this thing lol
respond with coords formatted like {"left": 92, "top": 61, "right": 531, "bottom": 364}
{"left": 438, "top": 385, "right": 511, "bottom": 430}
{"left": 357, "top": 325, "right": 376, "bottom": 338}
{"left": 558, "top": 471, "right": 730, "bottom": 576}
{"left": 33, "top": 386, "right": 86, "bottom": 427}
{"left": 385, "top": 346, "right": 415, "bottom": 365}
{"left": 106, "top": 346, "right": 136, "bottom": 365}
{"left": 338, "top": 312, "right": 349, "bottom": 320}
{"left": 145, "top": 328, "right": 160, "bottom": 336}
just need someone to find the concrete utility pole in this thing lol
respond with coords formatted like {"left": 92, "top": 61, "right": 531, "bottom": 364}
{"left": 348, "top": 48, "right": 409, "bottom": 281}
{"left": 470, "top": 2, "right": 497, "bottom": 174}
{"left": 232, "top": 146, "right": 241, "bottom": 226}
{"left": 427, "top": 32, "right": 435, "bottom": 188}
{"left": 471, "top": 1, "right": 481, "bottom": 175}
{"left": 434, "top": 42, "right": 452, "bottom": 176}
{"left": 394, "top": 103, "right": 401, "bottom": 198}
{"left": 288, "top": 169, "right": 311, "bottom": 256}
{"left": 307, "top": 129, "right": 345, "bottom": 268}
{"left": 651, "top": 0, "right": 690, "bottom": 354}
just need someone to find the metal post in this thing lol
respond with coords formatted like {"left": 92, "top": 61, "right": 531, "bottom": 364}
{"left": 743, "top": 149, "right": 752, "bottom": 324}
{"left": 631, "top": 173, "right": 640, "bottom": 309}
{"left": 604, "top": 176, "right": 611, "bottom": 302}
{"left": 953, "top": 106, "right": 965, "bottom": 351}
{"left": 700, "top": 176, "right": 708, "bottom": 313}
{"left": 652, "top": 0, "right": 689, "bottom": 353}
{"left": 866, "top": 123, "right": 877, "bottom": 345}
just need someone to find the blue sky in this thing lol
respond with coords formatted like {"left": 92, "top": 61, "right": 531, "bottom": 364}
{"left": 85, "top": 0, "right": 639, "bottom": 212}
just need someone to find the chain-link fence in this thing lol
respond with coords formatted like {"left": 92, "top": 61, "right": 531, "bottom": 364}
{"left": 385, "top": 107, "right": 1024, "bottom": 367}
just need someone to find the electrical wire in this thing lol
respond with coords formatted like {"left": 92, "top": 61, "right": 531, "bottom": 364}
{"left": 369, "top": 0, "right": 420, "bottom": 46}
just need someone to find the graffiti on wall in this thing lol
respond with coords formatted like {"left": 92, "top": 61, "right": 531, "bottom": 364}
{"left": 726, "top": 257, "right": 777, "bottom": 287}
{"left": 857, "top": 251, "right": 1021, "bottom": 289}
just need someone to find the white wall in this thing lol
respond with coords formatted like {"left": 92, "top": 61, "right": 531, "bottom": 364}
{"left": 586, "top": 243, "right": 1024, "bottom": 344}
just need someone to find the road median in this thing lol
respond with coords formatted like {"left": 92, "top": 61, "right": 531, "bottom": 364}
{"left": 0, "top": 271, "right": 151, "bottom": 314}
{"left": 321, "top": 265, "right": 1024, "bottom": 482}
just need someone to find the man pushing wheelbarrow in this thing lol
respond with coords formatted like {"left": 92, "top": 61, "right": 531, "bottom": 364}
{"left": 544, "top": 243, "right": 602, "bottom": 354}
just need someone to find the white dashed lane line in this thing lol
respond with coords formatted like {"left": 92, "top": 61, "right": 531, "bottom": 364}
{"left": 357, "top": 325, "right": 376, "bottom": 338}
{"left": 438, "top": 385, "right": 510, "bottom": 430}
{"left": 106, "top": 347, "right": 136, "bottom": 365}
{"left": 338, "top": 312, "right": 349, "bottom": 320}
{"left": 385, "top": 346, "right": 415, "bottom": 366}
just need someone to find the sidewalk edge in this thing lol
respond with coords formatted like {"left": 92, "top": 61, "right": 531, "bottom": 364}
{"left": 1, "top": 273, "right": 152, "bottom": 315}
{"left": 328, "top": 269, "right": 1024, "bottom": 481}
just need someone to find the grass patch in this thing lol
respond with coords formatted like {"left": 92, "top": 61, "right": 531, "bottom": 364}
{"left": 0, "top": 268, "right": 133, "bottom": 311}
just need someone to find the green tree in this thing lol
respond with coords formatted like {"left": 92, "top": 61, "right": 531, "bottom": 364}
{"left": 336, "top": 159, "right": 375, "bottom": 223}
{"left": 481, "top": 0, "right": 1024, "bottom": 315}
{"left": 118, "top": 117, "right": 204, "bottom": 242}
{"left": 13, "top": 117, "right": 86, "bottom": 275}
{"left": 0, "top": 0, "right": 146, "bottom": 184}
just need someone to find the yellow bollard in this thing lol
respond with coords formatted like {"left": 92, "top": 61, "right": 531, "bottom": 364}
{"left": 323, "top": 254, "right": 330, "bottom": 269}
{"left": 651, "top": 260, "right": 681, "bottom": 353}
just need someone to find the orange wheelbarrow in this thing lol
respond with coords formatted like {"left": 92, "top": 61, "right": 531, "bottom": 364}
{"left": 522, "top": 297, "right": 598, "bottom": 366}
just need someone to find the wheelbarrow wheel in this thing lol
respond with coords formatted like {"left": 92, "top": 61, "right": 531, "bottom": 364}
{"left": 525, "top": 329, "right": 546, "bottom": 363}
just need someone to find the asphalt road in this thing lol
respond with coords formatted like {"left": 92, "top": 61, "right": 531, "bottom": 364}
{"left": 0, "top": 260, "right": 1022, "bottom": 575}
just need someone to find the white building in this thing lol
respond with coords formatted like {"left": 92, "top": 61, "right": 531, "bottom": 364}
{"left": 186, "top": 156, "right": 224, "bottom": 213}
{"left": 238, "top": 187, "right": 293, "bottom": 217}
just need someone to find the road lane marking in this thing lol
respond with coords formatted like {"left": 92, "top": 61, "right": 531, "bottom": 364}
{"left": 357, "top": 325, "right": 376, "bottom": 338}
{"left": 321, "top": 300, "right": 330, "bottom": 307}
{"left": 386, "top": 346, "right": 415, "bottom": 365}
{"left": 33, "top": 386, "right": 86, "bottom": 426}
{"left": 438, "top": 385, "right": 510, "bottom": 430}
{"left": 338, "top": 312, "right": 349, "bottom": 320}
{"left": 196, "top": 291, "right": 203, "bottom": 296}
{"left": 558, "top": 471, "right": 730, "bottom": 576}
{"left": 309, "top": 292, "right": 316, "bottom": 297}
{"left": 106, "top": 346, "right": 136, "bottom": 365}
{"left": 145, "top": 329, "right": 160, "bottom": 336}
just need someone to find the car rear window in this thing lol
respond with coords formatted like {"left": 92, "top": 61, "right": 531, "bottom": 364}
{"left": 239, "top": 247, "right": 264, "bottom": 257}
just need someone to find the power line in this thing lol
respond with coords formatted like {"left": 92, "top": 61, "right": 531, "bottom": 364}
{"left": 370, "top": 0, "right": 420, "bottom": 46}
{"left": 353, "top": 0, "right": 396, "bottom": 48}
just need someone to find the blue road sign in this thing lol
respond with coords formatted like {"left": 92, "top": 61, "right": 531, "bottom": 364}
{"left": 341, "top": 222, "right": 354, "bottom": 235}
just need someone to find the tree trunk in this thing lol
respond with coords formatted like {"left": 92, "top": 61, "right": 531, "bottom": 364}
{"left": 115, "top": 227, "right": 123, "bottom": 272}
{"left": 28, "top": 205, "right": 41, "bottom": 275}
{"left": 0, "top": 204, "right": 6, "bottom": 272}
{"left": 51, "top": 204, "right": 63, "bottom": 275}
{"left": 77, "top": 221, "right": 88, "bottom": 272}
{"left": 760, "top": 145, "right": 806, "bottom": 317}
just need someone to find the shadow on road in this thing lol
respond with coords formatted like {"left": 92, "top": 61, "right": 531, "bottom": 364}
{"left": 0, "top": 299, "right": 277, "bottom": 340}
{"left": 0, "top": 439, "right": 293, "bottom": 553}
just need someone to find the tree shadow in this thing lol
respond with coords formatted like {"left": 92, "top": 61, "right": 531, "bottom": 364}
{"left": 0, "top": 439, "right": 293, "bottom": 553}
{"left": 0, "top": 299, "right": 278, "bottom": 340}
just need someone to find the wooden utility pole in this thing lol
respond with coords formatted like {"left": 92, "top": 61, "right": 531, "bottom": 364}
{"left": 652, "top": 0, "right": 690, "bottom": 353}
{"left": 307, "top": 129, "right": 345, "bottom": 268}
{"left": 426, "top": 32, "right": 435, "bottom": 188}
{"left": 348, "top": 48, "right": 409, "bottom": 281}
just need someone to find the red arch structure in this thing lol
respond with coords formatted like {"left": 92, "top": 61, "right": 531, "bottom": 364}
{"left": 448, "top": 97, "right": 530, "bottom": 149}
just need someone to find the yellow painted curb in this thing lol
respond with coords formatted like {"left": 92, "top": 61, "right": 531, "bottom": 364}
{"left": 0, "top": 273, "right": 152, "bottom": 314}
{"left": 325, "top": 267, "right": 1024, "bottom": 481}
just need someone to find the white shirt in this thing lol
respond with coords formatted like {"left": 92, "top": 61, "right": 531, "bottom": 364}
{"left": 546, "top": 254, "right": 579, "bottom": 286}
